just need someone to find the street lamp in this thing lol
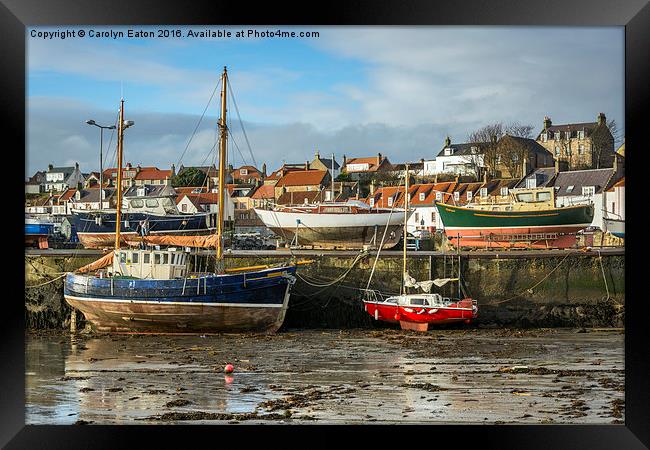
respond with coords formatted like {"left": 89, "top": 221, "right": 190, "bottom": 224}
{"left": 85, "top": 119, "right": 116, "bottom": 207}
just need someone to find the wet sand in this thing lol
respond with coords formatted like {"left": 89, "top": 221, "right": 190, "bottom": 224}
{"left": 25, "top": 328, "right": 624, "bottom": 424}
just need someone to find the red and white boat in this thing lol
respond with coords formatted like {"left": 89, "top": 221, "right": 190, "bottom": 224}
{"left": 361, "top": 163, "right": 478, "bottom": 331}
{"left": 363, "top": 292, "right": 477, "bottom": 331}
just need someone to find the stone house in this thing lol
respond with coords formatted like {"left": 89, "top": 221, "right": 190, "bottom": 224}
{"left": 536, "top": 113, "right": 615, "bottom": 170}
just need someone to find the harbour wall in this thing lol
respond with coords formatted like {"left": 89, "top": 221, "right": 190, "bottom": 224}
{"left": 24, "top": 251, "right": 625, "bottom": 330}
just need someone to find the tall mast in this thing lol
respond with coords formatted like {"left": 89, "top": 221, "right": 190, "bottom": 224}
{"left": 215, "top": 67, "right": 228, "bottom": 270}
{"left": 114, "top": 99, "right": 125, "bottom": 250}
{"left": 331, "top": 152, "right": 335, "bottom": 201}
{"left": 402, "top": 163, "right": 409, "bottom": 295}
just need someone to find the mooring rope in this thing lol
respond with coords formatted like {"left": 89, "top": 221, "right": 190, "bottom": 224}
{"left": 482, "top": 251, "right": 575, "bottom": 305}
{"left": 295, "top": 250, "right": 367, "bottom": 289}
{"left": 25, "top": 272, "right": 68, "bottom": 288}
{"left": 597, "top": 249, "right": 611, "bottom": 302}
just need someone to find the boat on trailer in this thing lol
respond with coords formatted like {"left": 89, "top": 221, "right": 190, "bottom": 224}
{"left": 361, "top": 163, "right": 478, "bottom": 331}
{"left": 64, "top": 67, "right": 300, "bottom": 334}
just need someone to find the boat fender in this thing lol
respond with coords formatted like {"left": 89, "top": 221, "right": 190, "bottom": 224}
{"left": 374, "top": 309, "right": 379, "bottom": 320}
{"left": 428, "top": 308, "right": 439, "bottom": 314}
{"left": 124, "top": 220, "right": 130, "bottom": 228}
{"left": 417, "top": 308, "right": 426, "bottom": 314}
{"left": 394, "top": 313, "right": 401, "bottom": 321}
{"left": 404, "top": 308, "right": 414, "bottom": 313}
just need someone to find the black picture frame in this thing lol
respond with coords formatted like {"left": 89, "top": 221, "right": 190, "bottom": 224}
{"left": 3, "top": 0, "right": 648, "bottom": 448}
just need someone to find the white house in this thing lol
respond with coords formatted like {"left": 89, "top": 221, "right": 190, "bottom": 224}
{"left": 604, "top": 176, "right": 624, "bottom": 221}
{"left": 427, "top": 137, "right": 486, "bottom": 176}
{"left": 45, "top": 163, "right": 85, "bottom": 192}
{"left": 176, "top": 189, "right": 235, "bottom": 221}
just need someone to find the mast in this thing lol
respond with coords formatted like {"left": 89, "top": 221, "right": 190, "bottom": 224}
{"left": 215, "top": 67, "right": 228, "bottom": 270}
{"left": 402, "top": 163, "right": 409, "bottom": 295}
{"left": 331, "top": 152, "right": 335, "bottom": 201}
{"left": 114, "top": 99, "right": 125, "bottom": 250}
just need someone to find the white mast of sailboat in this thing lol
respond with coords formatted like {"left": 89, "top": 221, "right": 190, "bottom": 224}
{"left": 215, "top": 67, "right": 228, "bottom": 273}
{"left": 114, "top": 99, "right": 125, "bottom": 250}
{"left": 402, "top": 163, "right": 409, "bottom": 295}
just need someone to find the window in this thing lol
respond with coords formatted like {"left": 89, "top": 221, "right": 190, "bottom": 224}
{"left": 154, "top": 253, "right": 161, "bottom": 264}
{"left": 369, "top": 198, "right": 375, "bottom": 207}
{"left": 181, "top": 203, "right": 187, "bottom": 212}
{"left": 453, "top": 192, "right": 459, "bottom": 201}
{"left": 162, "top": 253, "right": 169, "bottom": 264}
{"left": 431, "top": 212, "right": 435, "bottom": 222}
{"left": 555, "top": 146, "right": 560, "bottom": 156}
{"left": 144, "top": 253, "right": 150, "bottom": 264}
{"left": 435, "top": 192, "right": 442, "bottom": 202}
{"left": 387, "top": 197, "right": 393, "bottom": 207}
{"left": 554, "top": 132, "right": 560, "bottom": 140}
{"left": 467, "top": 191, "right": 473, "bottom": 201}
{"left": 582, "top": 186, "right": 595, "bottom": 196}
{"left": 414, "top": 213, "right": 419, "bottom": 222}
{"left": 516, "top": 193, "right": 534, "bottom": 202}
{"left": 120, "top": 252, "right": 126, "bottom": 263}
{"left": 445, "top": 148, "right": 453, "bottom": 156}
{"left": 537, "top": 191, "right": 551, "bottom": 201}
{"left": 145, "top": 199, "right": 159, "bottom": 208}
{"left": 132, "top": 252, "right": 139, "bottom": 264}
{"left": 471, "top": 146, "right": 478, "bottom": 154}
{"left": 500, "top": 187, "right": 509, "bottom": 196}
{"left": 565, "top": 131, "right": 572, "bottom": 139}
{"left": 419, "top": 192, "right": 425, "bottom": 201}
{"left": 566, "top": 185, "right": 575, "bottom": 193}
{"left": 526, "top": 178, "right": 537, "bottom": 189}
{"left": 410, "top": 298, "right": 429, "bottom": 306}
{"left": 130, "top": 199, "right": 144, "bottom": 208}
{"left": 541, "top": 133, "right": 547, "bottom": 142}
{"left": 480, "top": 188, "right": 488, "bottom": 197}
{"left": 578, "top": 144, "right": 584, "bottom": 155}
{"left": 240, "top": 168, "right": 248, "bottom": 175}
{"left": 578, "top": 130, "right": 585, "bottom": 139}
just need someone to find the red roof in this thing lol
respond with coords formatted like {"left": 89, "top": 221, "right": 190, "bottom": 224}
{"left": 230, "top": 165, "right": 262, "bottom": 180}
{"left": 250, "top": 184, "right": 275, "bottom": 200}
{"left": 174, "top": 186, "right": 209, "bottom": 195}
{"left": 266, "top": 166, "right": 303, "bottom": 181}
{"left": 58, "top": 188, "right": 77, "bottom": 202}
{"left": 365, "top": 183, "right": 457, "bottom": 208}
{"left": 176, "top": 192, "right": 219, "bottom": 206}
{"left": 345, "top": 156, "right": 392, "bottom": 173}
{"left": 275, "top": 170, "right": 328, "bottom": 187}
{"left": 102, "top": 166, "right": 170, "bottom": 181}
{"left": 276, "top": 190, "right": 320, "bottom": 205}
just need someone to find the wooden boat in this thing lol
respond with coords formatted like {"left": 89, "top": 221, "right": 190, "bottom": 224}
{"left": 603, "top": 217, "right": 624, "bottom": 239}
{"left": 64, "top": 67, "right": 300, "bottom": 333}
{"left": 362, "top": 164, "right": 478, "bottom": 331}
{"left": 435, "top": 187, "right": 594, "bottom": 249}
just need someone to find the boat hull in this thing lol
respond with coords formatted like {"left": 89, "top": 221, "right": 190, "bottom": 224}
{"left": 604, "top": 218, "right": 625, "bottom": 239}
{"left": 363, "top": 299, "right": 477, "bottom": 327}
{"left": 363, "top": 301, "right": 399, "bottom": 323}
{"left": 436, "top": 202, "right": 593, "bottom": 249}
{"left": 68, "top": 211, "right": 217, "bottom": 249}
{"left": 255, "top": 208, "right": 405, "bottom": 249}
{"left": 64, "top": 266, "right": 296, "bottom": 333}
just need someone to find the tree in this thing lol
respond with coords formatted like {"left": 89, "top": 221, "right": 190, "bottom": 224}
{"left": 497, "top": 136, "right": 529, "bottom": 179}
{"left": 591, "top": 122, "right": 616, "bottom": 169}
{"left": 171, "top": 167, "right": 207, "bottom": 187}
{"left": 607, "top": 119, "right": 623, "bottom": 149}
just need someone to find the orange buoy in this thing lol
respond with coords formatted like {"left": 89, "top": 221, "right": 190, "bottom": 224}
{"left": 224, "top": 363, "right": 234, "bottom": 374}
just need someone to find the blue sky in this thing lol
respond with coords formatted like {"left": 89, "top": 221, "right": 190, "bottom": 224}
{"left": 27, "top": 26, "right": 624, "bottom": 177}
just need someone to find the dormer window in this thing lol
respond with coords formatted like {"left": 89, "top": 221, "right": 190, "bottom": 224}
{"left": 192, "top": 188, "right": 202, "bottom": 194}
{"left": 567, "top": 185, "right": 574, "bottom": 193}
{"left": 555, "top": 146, "right": 560, "bottom": 156}
{"left": 554, "top": 132, "right": 560, "bottom": 140}
{"left": 467, "top": 191, "right": 473, "bottom": 201}
{"left": 500, "top": 187, "right": 509, "bottom": 196}
{"left": 582, "top": 186, "right": 595, "bottom": 196}
{"left": 578, "top": 130, "right": 585, "bottom": 139}
{"left": 435, "top": 192, "right": 442, "bottom": 202}
{"left": 453, "top": 192, "right": 459, "bottom": 202}
{"left": 526, "top": 178, "right": 537, "bottom": 189}
{"left": 565, "top": 131, "right": 572, "bottom": 139}
{"left": 419, "top": 193, "right": 425, "bottom": 201}
{"left": 541, "top": 133, "right": 548, "bottom": 142}
{"left": 444, "top": 148, "right": 453, "bottom": 156}
{"left": 369, "top": 198, "right": 375, "bottom": 207}
{"left": 137, "top": 187, "right": 146, "bottom": 197}
{"left": 387, "top": 196, "right": 394, "bottom": 207}
{"left": 240, "top": 168, "right": 248, "bottom": 176}
{"left": 75, "top": 191, "right": 81, "bottom": 200}
{"left": 470, "top": 146, "right": 478, "bottom": 154}
{"left": 480, "top": 188, "right": 488, "bottom": 197}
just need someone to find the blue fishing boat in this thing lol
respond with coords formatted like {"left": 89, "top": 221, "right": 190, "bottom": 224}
{"left": 25, "top": 215, "right": 54, "bottom": 248}
{"left": 64, "top": 67, "right": 301, "bottom": 333}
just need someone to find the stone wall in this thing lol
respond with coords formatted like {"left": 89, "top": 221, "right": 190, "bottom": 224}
{"left": 25, "top": 252, "right": 624, "bottom": 330}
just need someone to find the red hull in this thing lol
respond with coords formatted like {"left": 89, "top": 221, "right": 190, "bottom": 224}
{"left": 364, "top": 299, "right": 477, "bottom": 328}
{"left": 364, "top": 302, "right": 399, "bottom": 323}
{"left": 446, "top": 226, "right": 580, "bottom": 249}
{"left": 396, "top": 299, "right": 476, "bottom": 324}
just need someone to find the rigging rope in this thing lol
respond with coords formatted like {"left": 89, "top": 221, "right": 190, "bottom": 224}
{"left": 227, "top": 78, "right": 258, "bottom": 169}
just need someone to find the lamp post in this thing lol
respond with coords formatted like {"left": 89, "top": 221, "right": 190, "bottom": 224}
{"left": 85, "top": 120, "right": 116, "bottom": 208}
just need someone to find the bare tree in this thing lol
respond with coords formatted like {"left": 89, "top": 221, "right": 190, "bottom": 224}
{"left": 465, "top": 123, "right": 503, "bottom": 178}
{"left": 607, "top": 119, "right": 623, "bottom": 148}
{"left": 591, "top": 121, "right": 616, "bottom": 169}
{"left": 504, "top": 122, "right": 534, "bottom": 138}
{"left": 497, "top": 136, "right": 529, "bottom": 179}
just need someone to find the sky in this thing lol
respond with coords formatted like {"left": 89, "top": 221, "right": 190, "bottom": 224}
{"left": 26, "top": 26, "right": 624, "bottom": 177}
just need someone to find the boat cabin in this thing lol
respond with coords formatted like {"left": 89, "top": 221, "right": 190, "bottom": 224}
{"left": 122, "top": 184, "right": 180, "bottom": 215}
{"left": 470, "top": 187, "right": 557, "bottom": 211}
{"left": 109, "top": 247, "right": 190, "bottom": 279}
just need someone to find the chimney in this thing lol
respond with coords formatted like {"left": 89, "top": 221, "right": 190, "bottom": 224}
{"left": 48, "top": 164, "right": 54, "bottom": 171}
{"left": 343, "top": 155, "right": 347, "bottom": 168}
{"left": 377, "top": 153, "right": 382, "bottom": 166}
{"left": 543, "top": 116, "right": 552, "bottom": 130}
{"left": 522, "top": 155, "right": 528, "bottom": 179}
{"left": 444, "top": 136, "right": 451, "bottom": 147}
{"left": 597, "top": 112, "right": 606, "bottom": 126}
{"left": 75, "top": 162, "right": 79, "bottom": 170}
{"left": 171, "top": 164, "right": 176, "bottom": 177}
{"left": 262, "top": 163, "right": 267, "bottom": 177}
{"left": 369, "top": 180, "right": 375, "bottom": 196}
{"left": 126, "top": 162, "right": 132, "bottom": 169}
{"left": 315, "top": 149, "right": 320, "bottom": 158}
{"left": 305, "top": 161, "right": 310, "bottom": 171}
{"left": 228, "top": 164, "right": 233, "bottom": 172}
